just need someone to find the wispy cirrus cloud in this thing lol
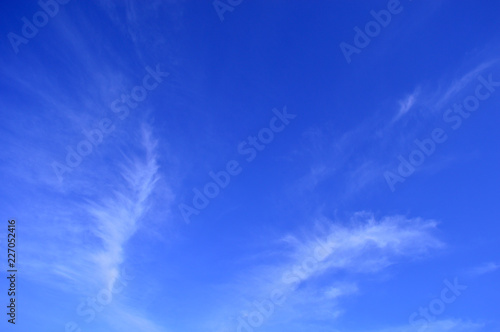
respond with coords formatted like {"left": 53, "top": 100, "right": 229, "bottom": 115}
{"left": 45, "top": 125, "right": 161, "bottom": 289}
{"left": 84, "top": 124, "right": 160, "bottom": 289}
{"left": 364, "top": 319, "right": 485, "bottom": 332}
{"left": 292, "top": 57, "right": 500, "bottom": 201}
{"left": 393, "top": 88, "right": 420, "bottom": 122}
{"left": 20, "top": 124, "right": 167, "bottom": 331}
{"left": 204, "top": 212, "right": 444, "bottom": 331}
{"left": 433, "top": 60, "right": 499, "bottom": 110}
{"left": 465, "top": 262, "right": 500, "bottom": 278}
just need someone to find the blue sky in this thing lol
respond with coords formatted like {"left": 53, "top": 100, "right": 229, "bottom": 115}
{"left": 1, "top": 0, "right": 500, "bottom": 331}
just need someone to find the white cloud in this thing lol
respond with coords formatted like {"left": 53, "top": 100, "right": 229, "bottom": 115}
{"left": 285, "top": 212, "right": 443, "bottom": 277}
{"left": 324, "top": 283, "right": 358, "bottom": 299}
{"left": 434, "top": 60, "right": 498, "bottom": 109}
{"left": 365, "top": 319, "right": 485, "bottom": 332}
{"left": 206, "top": 212, "right": 444, "bottom": 330}
{"left": 20, "top": 124, "right": 166, "bottom": 330}
{"left": 85, "top": 124, "right": 160, "bottom": 289}
{"left": 394, "top": 89, "right": 419, "bottom": 121}
{"left": 465, "top": 262, "right": 500, "bottom": 278}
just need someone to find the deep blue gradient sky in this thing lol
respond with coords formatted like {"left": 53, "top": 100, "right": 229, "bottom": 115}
{"left": 1, "top": 1, "right": 499, "bottom": 331}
